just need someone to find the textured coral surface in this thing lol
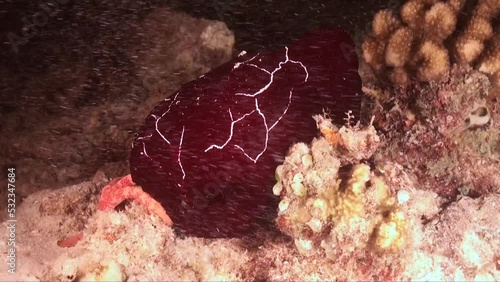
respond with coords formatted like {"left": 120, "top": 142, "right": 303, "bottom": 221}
{"left": 273, "top": 115, "right": 410, "bottom": 279}
{"left": 370, "top": 65, "right": 499, "bottom": 198}
{"left": 1, "top": 1, "right": 498, "bottom": 280}
{"left": 360, "top": 0, "right": 499, "bottom": 198}
{"left": 362, "top": 0, "right": 499, "bottom": 88}
{"left": 2, "top": 119, "right": 497, "bottom": 281}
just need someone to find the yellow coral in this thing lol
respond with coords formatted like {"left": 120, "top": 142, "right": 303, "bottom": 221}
{"left": 376, "top": 210, "right": 407, "bottom": 252}
{"left": 448, "top": 0, "right": 466, "bottom": 12}
{"left": 337, "top": 164, "right": 370, "bottom": 220}
{"left": 452, "top": 0, "right": 499, "bottom": 86}
{"left": 370, "top": 176, "right": 392, "bottom": 207}
{"left": 79, "top": 260, "right": 125, "bottom": 282}
{"left": 275, "top": 117, "right": 408, "bottom": 256}
{"left": 454, "top": 34, "right": 486, "bottom": 64}
{"left": 335, "top": 165, "right": 407, "bottom": 253}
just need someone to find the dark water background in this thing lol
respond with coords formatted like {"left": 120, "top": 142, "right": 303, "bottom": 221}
{"left": 0, "top": 0, "right": 394, "bottom": 114}
{"left": 168, "top": 0, "right": 392, "bottom": 50}
{"left": 0, "top": 0, "right": 391, "bottom": 72}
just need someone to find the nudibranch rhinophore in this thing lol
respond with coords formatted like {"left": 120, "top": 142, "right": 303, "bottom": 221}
{"left": 129, "top": 28, "right": 362, "bottom": 238}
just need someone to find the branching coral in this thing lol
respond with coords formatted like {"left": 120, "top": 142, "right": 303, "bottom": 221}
{"left": 274, "top": 115, "right": 408, "bottom": 259}
{"left": 455, "top": 0, "right": 499, "bottom": 65}
{"left": 361, "top": 0, "right": 499, "bottom": 199}
{"left": 362, "top": 0, "right": 500, "bottom": 87}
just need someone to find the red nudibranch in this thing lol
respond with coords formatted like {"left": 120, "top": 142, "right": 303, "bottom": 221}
{"left": 129, "top": 28, "right": 362, "bottom": 238}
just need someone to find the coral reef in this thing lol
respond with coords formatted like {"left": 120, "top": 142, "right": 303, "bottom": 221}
{"left": 51, "top": 204, "right": 251, "bottom": 281}
{"left": 455, "top": 0, "right": 499, "bottom": 79}
{"left": 1, "top": 115, "right": 498, "bottom": 281}
{"left": 1, "top": 3, "right": 497, "bottom": 280}
{"left": 360, "top": 0, "right": 499, "bottom": 198}
{"left": 371, "top": 65, "right": 499, "bottom": 197}
{"left": 402, "top": 193, "right": 500, "bottom": 281}
{"left": 273, "top": 114, "right": 411, "bottom": 278}
{"left": 267, "top": 113, "right": 499, "bottom": 280}
{"left": 362, "top": 0, "right": 499, "bottom": 87}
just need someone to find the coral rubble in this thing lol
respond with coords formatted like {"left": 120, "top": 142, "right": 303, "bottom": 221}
{"left": 371, "top": 65, "right": 499, "bottom": 197}
{"left": 401, "top": 193, "right": 500, "bottom": 281}
{"left": 3, "top": 169, "right": 498, "bottom": 281}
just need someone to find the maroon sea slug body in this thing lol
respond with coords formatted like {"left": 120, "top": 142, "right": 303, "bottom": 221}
{"left": 129, "top": 28, "right": 362, "bottom": 238}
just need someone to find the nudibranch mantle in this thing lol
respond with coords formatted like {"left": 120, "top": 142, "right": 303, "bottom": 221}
{"left": 130, "top": 28, "right": 362, "bottom": 238}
